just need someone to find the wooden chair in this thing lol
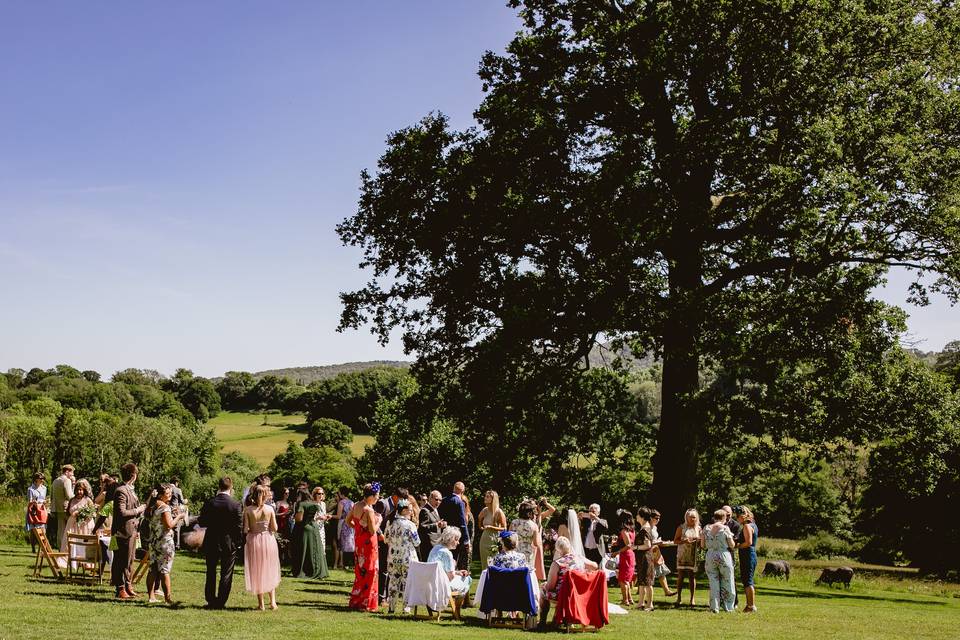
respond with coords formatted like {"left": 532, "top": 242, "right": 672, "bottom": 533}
{"left": 131, "top": 549, "right": 151, "bottom": 584}
{"left": 32, "top": 528, "right": 67, "bottom": 580}
{"left": 403, "top": 560, "right": 461, "bottom": 621}
{"left": 65, "top": 533, "right": 103, "bottom": 584}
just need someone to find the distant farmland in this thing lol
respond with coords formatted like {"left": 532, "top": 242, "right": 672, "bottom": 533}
{"left": 209, "top": 411, "right": 374, "bottom": 466}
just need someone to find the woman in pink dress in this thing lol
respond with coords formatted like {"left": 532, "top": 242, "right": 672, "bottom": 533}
{"left": 244, "top": 485, "right": 281, "bottom": 610}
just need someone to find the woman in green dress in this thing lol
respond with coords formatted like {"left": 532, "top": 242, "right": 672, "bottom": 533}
{"left": 292, "top": 487, "right": 329, "bottom": 579}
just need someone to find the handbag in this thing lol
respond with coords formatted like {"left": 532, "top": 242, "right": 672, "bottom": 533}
{"left": 27, "top": 502, "right": 48, "bottom": 525}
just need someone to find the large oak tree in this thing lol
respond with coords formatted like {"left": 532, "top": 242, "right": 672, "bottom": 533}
{"left": 338, "top": 0, "right": 960, "bottom": 518}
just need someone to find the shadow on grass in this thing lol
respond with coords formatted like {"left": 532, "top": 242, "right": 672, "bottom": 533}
{"left": 758, "top": 585, "right": 947, "bottom": 606}
{"left": 282, "top": 600, "right": 355, "bottom": 613}
{"left": 297, "top": 586, "right": 351, "bottom": 597}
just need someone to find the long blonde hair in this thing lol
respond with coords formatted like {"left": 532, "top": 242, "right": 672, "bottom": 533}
{"left": 485, "top": 490, "right": 500, "bottom": 517}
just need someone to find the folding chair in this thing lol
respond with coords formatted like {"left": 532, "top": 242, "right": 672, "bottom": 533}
{"left": 553, "top": 569, "right": 609, "bottom": 633}
{"left": 131, "top": 549, "right": 151, "bottom": 584}
{"left": 32, "top": 528, "right": 67, "bottom": 580}
{"left": 480, "top": 566, "right": 538, "bottom": 629}
{"left": 403, "top": 560, "right": 458, "bottom": 621}
{"left": 66, "top": 533, "right": 103, "bottom": 584}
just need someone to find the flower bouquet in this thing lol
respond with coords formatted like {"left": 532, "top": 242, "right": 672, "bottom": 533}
{"left": 75, "top": 503, "right": 98, "bottom": 525}
{"left": 542, "top": 527, "right": 558, "bottom": 554}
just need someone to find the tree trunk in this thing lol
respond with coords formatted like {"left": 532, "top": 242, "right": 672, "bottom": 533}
{"left": 649, "top": 257, "right": 702, "bottom": 529}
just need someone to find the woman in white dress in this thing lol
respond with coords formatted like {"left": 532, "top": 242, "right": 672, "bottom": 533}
{"left": 61, "top": 479, "right": 95, "bottom": 552}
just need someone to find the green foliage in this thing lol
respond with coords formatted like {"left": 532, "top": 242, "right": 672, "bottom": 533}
{"left": 858, "top": 356, "right": 960, "bottom": 571}
{"left": 304, "top": 367, "right": 412, "bottom": 433}
{"left": 111, "top": 368, "right": 165, "bottom": 386}
{"left": 216, "top": 371, "right": 257, "bottom": 411}
{"left": 936, "top": 340, "right": 960, "bottom": 391}
{"left": 267, "top": 441, "right": 356, "bottom": 491}
{"left": 795, "top": 532, "right": 856, "bottom": 561}
{"left": 357, "top": 375, "right": 467, "bottom": 495}
{"left": 336, "top": 0, "right": 960, "bottom": 522}
{"left": 163, "top": 369, "right": 221, "bottom": 422}
{"left": 303, "top": 417, "right": 352, "bottom": 452}
{"left": 192, "top": 450, "right": 261, "bottom": 502}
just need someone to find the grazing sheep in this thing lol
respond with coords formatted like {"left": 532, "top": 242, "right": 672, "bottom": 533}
{"left": 815, "top": 566, "right": 854, "bottom": 587}
{"left": 762, "top": 560, "right": 791, "bottom": 580}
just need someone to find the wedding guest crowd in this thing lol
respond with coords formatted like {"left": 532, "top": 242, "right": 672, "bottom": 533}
{"left": 24, "top": 463, "right": 761, "bottom": 618}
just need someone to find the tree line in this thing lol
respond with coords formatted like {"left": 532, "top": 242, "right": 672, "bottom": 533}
{"left": 2, "top": 344, "right": 957, "bottom": 571}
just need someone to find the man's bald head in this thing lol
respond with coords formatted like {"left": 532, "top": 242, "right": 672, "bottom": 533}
{"left": 453, "top": 481, "right": 465, "bottom": 494}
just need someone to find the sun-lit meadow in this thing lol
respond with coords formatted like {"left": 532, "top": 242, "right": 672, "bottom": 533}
{"left": 209, "top": 411, "right": 374, "bottom": 466}
{"left": 0, "top": 541, "right": 957, "bottom": 640}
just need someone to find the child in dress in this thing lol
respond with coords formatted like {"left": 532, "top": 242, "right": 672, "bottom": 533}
{"left": 611, "top": 510, "right": 636, "bottom": 606}
{"left": 649, "top": 509, "right": 677, "bottom": 597}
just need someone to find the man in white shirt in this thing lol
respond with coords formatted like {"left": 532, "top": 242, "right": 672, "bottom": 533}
{"left": 50, "top": 464, "right": 75, "bottom": 548}
{"left": 579, "top": 503, "right": 608, "bottom": 564}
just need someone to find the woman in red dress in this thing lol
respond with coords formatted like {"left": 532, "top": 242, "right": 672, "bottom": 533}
{"left": 347, "top": 482, "right": 381, "bottom": 611}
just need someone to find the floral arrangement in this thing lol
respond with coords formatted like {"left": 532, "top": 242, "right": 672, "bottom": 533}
{"left": 75, "top": 503, "right": 98, "bottom": 524}
{"left": 542, "top": 527, "right": 558, "bottom": 554}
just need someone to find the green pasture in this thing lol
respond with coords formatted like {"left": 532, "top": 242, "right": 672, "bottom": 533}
{"left": 209, "top": 411, "right": 374, "bottom": 466}
{"left": 1, "top": 542, "right": 957, "bottom": 640}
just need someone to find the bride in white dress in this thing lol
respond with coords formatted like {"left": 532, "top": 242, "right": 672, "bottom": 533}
{"left": 564, "top": 509, "right": 627, "bottom": 615}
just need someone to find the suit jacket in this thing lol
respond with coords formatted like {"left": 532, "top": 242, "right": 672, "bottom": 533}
{"left": 377, "top": 497, "right": 398, "bottom": 534}
{"left": 418, "top": 503, "right": 443, "bottom": 547}
{"left": 198, "top": 492, "right": 243, "bottom": 555}
{"left": 51, "top": 474, "right": 74, "bottom": 514}
{"left": 580, "top": 516, "right": 608, "bottom": 551}
{"left": 111, "top": 483, "right": 141, "bottom": 540}
{"left": 438, "top": 494, "right": 468, "bottom": 542}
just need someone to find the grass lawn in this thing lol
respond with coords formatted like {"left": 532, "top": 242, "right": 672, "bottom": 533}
{"left": 1, "top": 543, "right": 957, "bottom": 640}
{"left": 209, "top": 411, "right": 374, "bottom": 466}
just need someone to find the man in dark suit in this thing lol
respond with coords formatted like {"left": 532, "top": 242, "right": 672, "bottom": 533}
{"left": 417, "top": 490, "right": 446, "bottom": 560}
{"left": 111, "top": 462, "right": 146, "bottom": 600}
{"left": 438, "top": 481, "right": 470, "bottom": 570}
{"left": 198, "top": 477, "right": 243, "bottom": 609}
{"left": 578, "top": 503, "right": 609, "bottom": 565}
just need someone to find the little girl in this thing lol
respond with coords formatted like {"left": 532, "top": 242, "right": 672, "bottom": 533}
{"left": 611, "top": 510, "right": 636, "bottom": 605}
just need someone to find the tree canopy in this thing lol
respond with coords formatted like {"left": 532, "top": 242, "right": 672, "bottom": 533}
{"left": 338, "top": 0, "right": 960, "bottom": 519}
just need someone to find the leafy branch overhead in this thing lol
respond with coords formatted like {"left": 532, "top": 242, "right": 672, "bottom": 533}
{"left": 338, "top": 0, "right": 960, "bottom": 518}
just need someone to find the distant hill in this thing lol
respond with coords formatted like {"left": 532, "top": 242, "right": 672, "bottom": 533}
{"left": 239, "top": 361, "right": 411, "bottom": 385}
{"left": 231, "top": 346, "right": 652, "bottom": 386}
{"left": 587, "top": 342, "right": 656, "bottom": 370}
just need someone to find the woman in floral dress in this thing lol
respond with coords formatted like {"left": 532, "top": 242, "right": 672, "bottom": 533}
{"left": 490, "top": 531, "right": 528, "bottom": 569}
{"left": 348, "top": 483, "right": 382, "bottom": 611}
{"left": 700, "top": 509, "right": 736, "bottom": 613}
{"left": 384, "top": 499, "right": 421, "bottom": 612}
{"left": 147, "top": 484, "right": 185, "bottom": 605}
{"left": 509, "top": 500, "right": 544, "bottom": 579}
{"left": 673, "top": 508, "right": 701, "bottom": 607}
{"left": 335, "top": 486, "right": 355, "bottom": 568}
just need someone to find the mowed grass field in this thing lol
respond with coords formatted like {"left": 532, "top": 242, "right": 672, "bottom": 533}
{"left": 209, "top": 411, "right": 374, "bottom": 466}
{"left": 1, "top": 544, "right": 958, "bottom": 640}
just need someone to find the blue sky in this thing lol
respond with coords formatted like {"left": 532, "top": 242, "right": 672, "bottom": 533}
{"left": 0, "top": 2, "right": 956, "bottom": 378}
